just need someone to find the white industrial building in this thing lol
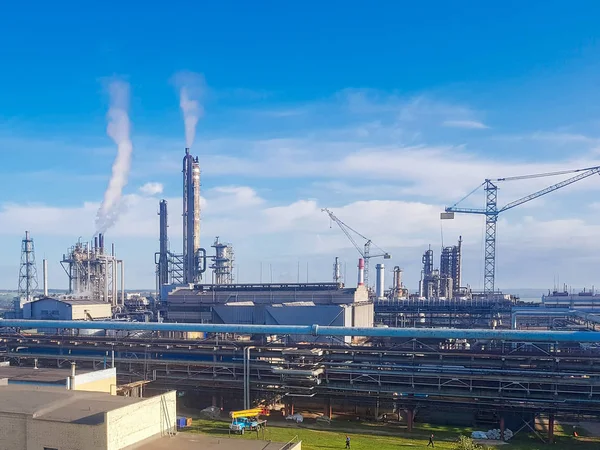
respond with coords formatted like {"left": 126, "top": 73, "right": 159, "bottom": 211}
{"left": 0, "top": 384, "right": 176, "bottom": 450}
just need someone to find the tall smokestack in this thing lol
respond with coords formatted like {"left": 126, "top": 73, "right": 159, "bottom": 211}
{"left": 357, "top": 258, "right": 365, "bottom": 287}
{"left": 375, "top": 263, "right": 385, "bottom": 299}
{"left": 42, "top": 259, "right": 48, "bottom": 297}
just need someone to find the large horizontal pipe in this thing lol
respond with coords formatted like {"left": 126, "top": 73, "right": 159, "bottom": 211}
{"left": 1, "top": 319, "right": 600, "bottom": 342}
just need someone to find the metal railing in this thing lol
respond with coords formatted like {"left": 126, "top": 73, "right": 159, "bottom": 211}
{"left": 279, "top": 435, "right": 300, "bottom": 450}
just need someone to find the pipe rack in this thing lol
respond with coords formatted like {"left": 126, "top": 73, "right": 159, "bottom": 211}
{"left": 2, "top": 319, "right": 600, "bottom": 342}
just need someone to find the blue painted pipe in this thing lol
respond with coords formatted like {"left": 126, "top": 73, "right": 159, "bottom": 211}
{"left": 1, "top": 319, "right": 600, "bottom": 342}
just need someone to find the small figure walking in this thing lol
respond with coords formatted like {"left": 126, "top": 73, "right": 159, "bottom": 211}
{"left": 345, "top": 435, "right": 351, "bottom": 448}
{"left": 427, "top": 433, "right": 434, "bottom": 447}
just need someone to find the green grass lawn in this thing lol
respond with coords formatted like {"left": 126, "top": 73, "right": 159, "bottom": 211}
{"left": 186, "top": 419, "right": 600, "bottom": 450}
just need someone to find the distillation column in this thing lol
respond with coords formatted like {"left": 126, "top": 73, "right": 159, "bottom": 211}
{"left": 183, "top": 148, "right": 201, "bottom": 284}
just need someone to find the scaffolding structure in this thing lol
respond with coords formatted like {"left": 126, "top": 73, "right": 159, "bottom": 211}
{"left": 17, "top": 231, "right": 39, "bottom": 301}
{"left": 60, "top": 233, "right": 124, "bottom": 306}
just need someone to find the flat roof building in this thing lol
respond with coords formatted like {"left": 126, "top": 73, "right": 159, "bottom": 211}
{"left": 131, "top": 433, "right": 301, "bottom": 450}
{"left": 0, "top": 385, "right": 176, "bottom": 450}
{"left": 23, "top": 297, "right": 112, "bottom": 321}
{"left": 0, "top": 361, "right": 117, "bottom": 394}
{"left": 165, "top": 283, "right": 373, "bottom": 343}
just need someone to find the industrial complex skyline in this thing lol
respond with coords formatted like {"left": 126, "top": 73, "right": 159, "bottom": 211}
{"left": 2, "top": 3, "right": 600, "bottom": 290}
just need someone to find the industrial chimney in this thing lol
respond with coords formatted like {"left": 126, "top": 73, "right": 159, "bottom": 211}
{"left": 375, "top": 263, "right": 385, "bottom": 299}
{"left": 357, "top": 258, "right": 365, "bottom": 287}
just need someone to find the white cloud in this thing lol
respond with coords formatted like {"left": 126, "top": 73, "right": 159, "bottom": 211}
{"left": 498, "top": 131, "right": 600, "bottom": 145}
{"left": 442, "top": 120, "right": 489, "bottom": 129}
{"left": 4, "top": 89, "right": 600, "bottom": 290}
{"left": 139, "top": 182, "right": 164, "bottom": 196}
{"left": 2, "top": 184, "right": 600, "bottom": 290}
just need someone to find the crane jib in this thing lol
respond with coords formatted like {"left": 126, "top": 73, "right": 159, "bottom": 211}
{"left": 442, "top": 166, "right": 600, "bottom": 294}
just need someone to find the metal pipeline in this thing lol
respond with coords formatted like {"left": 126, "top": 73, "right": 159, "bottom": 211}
{"left": 1, "top": 319, "right": 600, "bottom": 342}
{"left": 511, "top": 308, "right": 600, "bottom": 329}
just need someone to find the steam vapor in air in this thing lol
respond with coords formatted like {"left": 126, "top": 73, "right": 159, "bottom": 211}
{"left": 173, "top": 71, "right": 205, "bottom": 148}
{"left": 95, "top": 80, "right": 133, "bottom": 234}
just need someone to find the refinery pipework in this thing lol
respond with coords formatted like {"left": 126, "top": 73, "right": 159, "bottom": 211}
{"left": 60, "top": 233, "right": 124, "bottom": 306}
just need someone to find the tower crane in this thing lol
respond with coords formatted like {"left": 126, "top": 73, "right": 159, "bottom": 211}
{"left": 442, "top": 165, "right": 600, "bottom": 294}
{"left": 322, "top": 208, "right": 391, "bottom": 287}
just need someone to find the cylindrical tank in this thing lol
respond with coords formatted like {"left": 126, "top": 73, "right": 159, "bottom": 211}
{"left": 375, "top": 263, "right": 385, "bottom": 299}
{"left": 357, "top": 258, "right": 365, "bottom": 287}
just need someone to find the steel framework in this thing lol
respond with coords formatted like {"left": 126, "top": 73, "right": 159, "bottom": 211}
{"left": 322, "top": 208, "right": 390, "bottom": 287}
{"left": 17, "top": 231, "right": 38, "bottom": 301}
{"left": 3, "top": 333, "right": 600, "bottom": 420}
{"left": 443, "top": 166, "right": 600, "bottom": 294}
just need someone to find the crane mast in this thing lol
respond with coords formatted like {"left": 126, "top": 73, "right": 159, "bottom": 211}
{"left": 443, "top": 165, "right": 600, "bottom": 294}
{"left": 322, "top": 209, "right": 390, "bottom": 288}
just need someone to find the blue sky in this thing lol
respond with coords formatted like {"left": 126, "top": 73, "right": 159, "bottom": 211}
{"left": 2, "top": 1, "right": 600, "bottom": 291}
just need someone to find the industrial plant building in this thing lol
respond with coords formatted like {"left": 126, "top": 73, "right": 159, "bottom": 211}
{"left": 0, "top": 385, "right": 176, "bottom": 450}
{"left": 165, "top": 282, "right": 373, "bottom": 342}
{"left": 0, "top": 362, "right": 117, "bottom": 394}
{"left": 418, "top": 237, "right": 467, "bottom": 300}
{"left": 61, "top": 233, "right": 125, "bottom": 306}
{"left": 23, "top": 297, "right": 112, "bottom": 321}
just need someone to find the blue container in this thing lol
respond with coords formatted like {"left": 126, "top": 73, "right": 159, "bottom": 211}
{"left": 176, "top": 417, "right": 187, "bottom": 429}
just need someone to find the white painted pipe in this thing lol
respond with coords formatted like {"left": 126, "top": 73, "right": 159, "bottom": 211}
{"left": 120, "top": 260, "right": 125, "bottom": 306}
{"left": 357, "top": 258, "right": 365, "bottom": 287}
{"left": 43, "top": 259, "right": 48, "bottom": 297}
{"left": 375, "top": 263, "right": 385, "bottom": 299}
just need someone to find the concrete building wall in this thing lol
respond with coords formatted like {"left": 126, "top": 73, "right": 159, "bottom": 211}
{"left": 23, "top": 298, "right": 112, "bottom": 321}
{"left": 106, "top": 391, "right": 176, "bottom": 450}
{"left": 0, "top": 414, "right": 27, "bottom": 450}
{"left": 352, "top": 303, "right": 374, "bottom": 328}
{"left": 71, "top": 303, "right": 112, "bottom": 320}
{"left": 73, "top": 368, "right": 117, "bottom": 395}
{"left": 168, "top": 284, "right": 363, "bottom": 307}
{"left": 26, "top": 420, "right": 106, "bottom": 450}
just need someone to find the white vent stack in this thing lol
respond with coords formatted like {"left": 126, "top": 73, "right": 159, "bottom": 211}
{"left": 376, "top": 263, "right": 385, "bottom": 299}
{"left": 120, "top": 260, "right": 125, "bottom": 306}
{"left": 357, "top": 258, "right": 365, "bottom": 287}
{"left": 68, "top": 362, "right": 76, "bottom": 390}
{"left": 42, "top": 259, "right": 48, "bottom": 297}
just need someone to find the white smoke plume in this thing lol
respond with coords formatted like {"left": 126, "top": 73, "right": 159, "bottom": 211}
{"left": 173, "top": 71, "right": 205, "bottom": 148}
{"left": 95, "top": 80, "right": 133, "bottom": 234}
